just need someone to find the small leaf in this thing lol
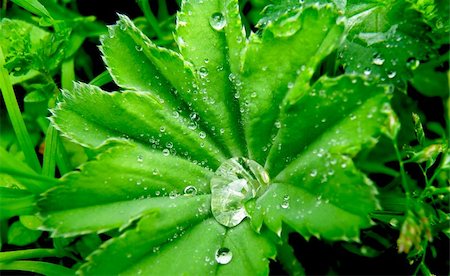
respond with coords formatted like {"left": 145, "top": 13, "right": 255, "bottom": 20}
{"left": 7, "top": 221, "right": 41, "bottom": 246}
{"left": 10, "top": 0, "right": 52, "bottom": 19}
{"left": 412, "top": 113, "right": 425, "bottom": 146}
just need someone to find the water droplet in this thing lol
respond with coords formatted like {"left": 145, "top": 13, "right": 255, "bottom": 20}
{"left": 166, "top": 142, "right": 173, "bottom": 149}
{"left": 199, "top": 131, "right": 207, "bottom": 139}
{"left": 274, "top": 121, "right": 281, "bottom": 129}
{"left": 310, "top": 169, "right": 318, "bottom": 177}
{"left": 215, "top": 248, "right": 232, "bottom": 264}
{"left": 137, "top": 155, "right": 144, "bottom": 162}
{"left": 162, "top": 149, "right": 170, "bottom": 156}
{"left": 372, "top": 54, "right": 385, "bottom": 65}
{"left": 184, "top": 185, "right": 197, "bottom": 196}
{"left": 169, "top": 191, "right": 178, "bottom": 199}
{"left": 209, "top": 12, "right": 226, "bottom": 31}
{"left": 152, "top": 168, "right": 159, "bottom": 175}
{"left": 406, "top": 58, "right": 420, "bottom": 70}
{"left": 387, "top": 71, "right": 396, "bottom": 79}
{"left": 250, "top": 92, "right": 257, "bottom": 98}
{"left": 188, "top": 121, "right": 198, "bottom": 130}
{"left": 160, "top": 126, "right": 166, "bottom": 133}
{"left": 211, "top": 157, "right": 270, "bottom": 227}
{"left": 135, "top": 45, "right": 143, "bottom": 52}
{"left": 363, "top": 67, "right": 372, "bottom": 76}
{"left": 281, "top": 195, "right": 290, "bottom": 209}
{"left": 199, "top": 67, "right": 209, "bottom": 78}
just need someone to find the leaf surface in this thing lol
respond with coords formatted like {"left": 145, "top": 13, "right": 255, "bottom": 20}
{"left": 239, "top": 4, "right": 345, "bottom": 164}
{"left": 51, "top": 83, "right": 225, "bottom": 168}
{"left": 339, "top": 0, "right": 432, "bottom": 85}
{"left": 266, "top": 75, "right": 390, "bottom": 176}
{"left": 39, "top": 143, "right": 213, "bottom": 236}
{"left": 176, "top": 0, "right": 246, "bottom": 157}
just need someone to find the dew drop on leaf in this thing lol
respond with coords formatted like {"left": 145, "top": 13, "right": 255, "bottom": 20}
{"left": 210, "top": 157, "right": 270, "bottom": 227}
{"left": 199, "top": 66, "right": 209, "bottom": 78}
{"left": 184, "top": 185, "right": 197, "bottom": 196}
{"left": 169, "top": 191, "right": 178, "bottom": 199}
{"left": 387, "top": 71, "right": 397, "bottom": 79}
{"left": 215, "top": 248, "right": 232, "bottom": 264}
{"left": 281, "top": 195, "right": 290, "bottom": 209}
{"left": 274, "top": 121, "right": 281, "bottom": 129}
{"left": 209, "top": 12, "right": 226, "bottom": 31}
{"left": 135, "top": 45, "right": 143, "bottom": 52}
{"left": 372, "top": 54, "right": 385, "bottom": 66}
{"left": 162, "top": 149, "right": 170, "bottom": 156}
{"left": 406, "top": 58, "right": 420, "bottom": 70}
{"left": 137, "top": 154, "right": 144, "bottom": 162}
{"left": 199, "top": 131, "right": 207, "bottom": 139}
{"left": 363, "top": 67, "right": 372, "bottom": 76}
{"left": 310, "top": 169, "right": 318, "bottom": 177}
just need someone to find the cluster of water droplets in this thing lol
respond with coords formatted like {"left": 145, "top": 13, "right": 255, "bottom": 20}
{"left": 210, "top": 157, "right": 270, "bottom": 227}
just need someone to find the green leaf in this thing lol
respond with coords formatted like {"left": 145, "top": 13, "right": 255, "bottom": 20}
{"left": 39, "top": 142, "right": 214, "bottom": 236}
{"left": 266, "top": 75, "right": 390, "bottom": 176}
{"left": 176, "top": 0, "right": 247, "bottom": 157}
{"left": 100, "top": 16, "right": 186, "bottom": 108}
{"left": 239, "top": 4, "right": 345, "bottom": 164}
{"left": 51, "top": 83, "right": 225, "bottom": 168}
{"left": 0, "top": 187, "right": 37, "bottom": 220}
{"left": 79, "top": 217, "right": 275, "bottom": 275}
{"left": 0, "top": 147, "right": 52, "bottom": 193}
{"left": 10, "top": 0, "right": 51, "bottom": 19}
{"left": 39, "top": 1, "right": 407, "bottom": 273}
{"left": 339, "top": 0, "right": 432, "bottom": 85}
{"left": 7, "top": 221, "right": 41, "bottom": 246}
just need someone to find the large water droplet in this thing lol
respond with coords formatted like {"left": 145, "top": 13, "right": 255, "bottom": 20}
{"left": 210, "top": 157, "right": 270, "bottom": 227}
{"left": 209, "top": 12, "right": 226, "bottom": 31}
{"left": 215, "top": 248, "right": 232, "bottom": 264}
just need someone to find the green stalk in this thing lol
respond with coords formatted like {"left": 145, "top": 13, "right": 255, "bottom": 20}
{"left": 0, "top": 249, "right": 62, "bottom": 263}
{"left": 41, "top": 123, "right": 58, "bottom": 177}
{"left": 0, "top": 261, "right": 74, "bottom": 276}
{"left": 89, "top": 70, "right": 113, "bottom": 86}
{"left": 0, "top": 47, "right": 41, "bottom": 173}
{"left": 138, "top": 0, "right": 164, "bottom": 39}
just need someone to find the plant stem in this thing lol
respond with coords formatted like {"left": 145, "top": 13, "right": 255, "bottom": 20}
{"left": 41, "top": 123, "right": 58, "bottom": 177}
{"left": 0, "top": 249, "right": 62, "bottom": 263}
{"left": 0, "top": 261, "right": 74, "bottom": 276}
{"left": 38, "top": 118, "right": 71, "bottom": 177}
{"left": 89, "top": 70, "right": 113, "bottom": 86}
{"left": 0, "top": 47, "right": 41, "bottom": 173}
{"left": 393, "top": 140, "right": 410, "bottom": 202}
{"left": 138, "top": 0, "right": 164, "bottom": 39}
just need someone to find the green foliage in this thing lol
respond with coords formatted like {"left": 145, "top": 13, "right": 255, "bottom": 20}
{"left": 0, "top": 0, "right": 448, "bottom": 275}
